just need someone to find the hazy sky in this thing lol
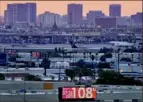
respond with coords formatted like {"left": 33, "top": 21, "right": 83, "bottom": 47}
{"left": 0, "top": 1, "right": 142, "bottom": 16}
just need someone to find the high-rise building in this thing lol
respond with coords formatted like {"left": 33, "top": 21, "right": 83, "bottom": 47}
{"left": 4, "top": 3, "right": 36, "bottom": 26}
{"left": 68, "top": 4, "right": 83, "bottom": 26}
{"left": 0, "top": 16, "right": 3, "bottom": 24}
{"left": 109, "top": 4, "right": 121, "bottom": 17}
{"left": 38, "top": 13, "right": 45, "bottom": 27}
{"left": 59, "top": 15, "right": 68, "bottom": 26}
{"left": 38, "top": 11, "right": 61, "bottom": 27}
{"left": 131, "top": 12, "right": 143, "bottom": 24}
{"left": 26, "top": 3, "right": 37, "bottom": 25}
{"left": 4, "top": 10, "right": 9, "bottom": 25}
{"left": 6, "top": 4, "right": 17, "bottom": 25}
{"left": 16, "top": 4, "right": 28, "bottom": 22}
{"left": 87, "top": 10, "right": 105, "bottom": 25}
{"left": 61, "top": 15, "right": 68, "bottom": 23}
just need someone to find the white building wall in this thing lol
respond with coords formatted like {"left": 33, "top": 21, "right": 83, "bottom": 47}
{"left": 38, "top": 12, "right": 61, "bottom": 27}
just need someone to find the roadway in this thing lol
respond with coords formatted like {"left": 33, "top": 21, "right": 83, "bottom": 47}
{"left": 0, "top": 85, "right": 142, "bottom": 102}
{"left": 0, "top": 90, "right": 142, "bottom": 102}
{"left": 0, "top": 43, "right": 113, "bottom": 53}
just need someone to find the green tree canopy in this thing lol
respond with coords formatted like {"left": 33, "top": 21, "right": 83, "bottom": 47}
{"left": 76, "top": 59, "right": 85, "bottom": 68}
{"left": 65, "top": 69, "right": 76, "bottom": 81}
{"left": 41, "top": 57, "right": 51, "bottom": 76}
{"left": 100, "top": 55, "right": 106, "bottom": 62}
{"left": 90, "top": 54, "right": 95, "bottom": 61}
{"left": 98, "top": 62, "right": 111, "bottom": 69}
{"left": 0, "top": 73, "right": 5, "bottom": 80}
{"left": 95, "top": 70, "right": 142, "bottom": 86}
{"left": 104, "top": 53, "right": 112, "bottom": 58}
{"left": 24, "top": 74, "right": 41, "bottom": 81}
{"left": 65, "top": 59, "right": 94, "bottom": 81}
{"left": 99, "top": 47, "right": 113, "bottom": 53}
{"left": 120, "top": 57, "right": 132, "bottom": 62}
{"left": 124, "top": 47, "right": 139, "bottom": 53}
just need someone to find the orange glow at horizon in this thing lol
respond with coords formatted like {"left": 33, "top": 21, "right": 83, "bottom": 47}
{"left": 0, "top": 1, "right": 142, "bottom": 16}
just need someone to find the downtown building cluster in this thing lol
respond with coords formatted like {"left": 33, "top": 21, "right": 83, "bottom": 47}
{"left": 2, "top": 3, "right": 142, "bottom": 28}
{"left": 37, "top": 3, "right": 122, "bottom": 28}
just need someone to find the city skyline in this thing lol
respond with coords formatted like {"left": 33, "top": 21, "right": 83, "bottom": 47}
{"left": 0, "top": 1, "right": 142, "bottom": 17}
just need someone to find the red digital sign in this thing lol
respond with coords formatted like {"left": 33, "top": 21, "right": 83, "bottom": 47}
{"left": 32, "top": 52, "right": 40, "bottom": 58}
{"left": 60, "top": 87, "right": 96, "bottom": 100}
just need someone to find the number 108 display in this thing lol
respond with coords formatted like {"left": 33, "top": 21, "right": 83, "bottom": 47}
{"left": 58, "top": 87, "right": 97, "bottom": 101}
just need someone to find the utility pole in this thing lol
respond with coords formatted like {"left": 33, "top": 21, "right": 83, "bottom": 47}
{"left": 58, "top": 66, "right": 61, "bottom": 82}
{"left": 117, "top": 48, "right": 120, "bottom": 73}
{"left": 117, "top": 52, "right": 120, "bottom": 73}
{"left": 23, "top": 80, "right": 26, "bottom": 102}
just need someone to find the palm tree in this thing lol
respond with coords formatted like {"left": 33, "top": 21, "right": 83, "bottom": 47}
{"left": 61, "top": 47, "right": 66, "bottom": 60}
{"left": 89, "top": 52, "right": 92, "bottom": 56}
{"left": 75, "top": 59, "right": 94, "bottom": 83}
{"left": 41, "top": 54, "right": 51, "bottom": 76}
{"left": 54, "top": 47, "right": 58, "bottom": 53}
{"left": 83, "top": 52, "right": 86, "bottom": 60}
{"left": 69, "top": 52, "right": 72, "bottom": 60}
{"left": 58, "top": 47, "right": 62, "bottom": 53}
{"left": 76, "top": 59, "right": 85, "bottom": 81}
{"left": 90, "top": 55, "right": 95, "bottom": 63}
{"left": 0, "top": 73, "right": 5, "bottom": 80}
{"left": 95, "top": 53, "right": 98, "bottom": 61}
{"left": 131, "top": 53, "right": 134, "bottom": 62}
{"left": 65, "top": 69, "right": 76, "bottom": 82}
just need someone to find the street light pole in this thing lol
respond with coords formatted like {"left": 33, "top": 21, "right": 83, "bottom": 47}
{"left": 23, "top": 80, "right": 26, "bottom": 102}
{"left": 58, "top": 66, "right": 61, "bottom": 82}
{"left": 117, "top": 52, "right": 120, "bottom": 73}
{"left": 117, "top": 48, "right": 120, "bottom": 73}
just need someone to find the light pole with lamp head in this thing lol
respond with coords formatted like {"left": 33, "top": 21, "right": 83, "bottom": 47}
{"left": 115, "top": 47, "right": 121, "bottom": 73}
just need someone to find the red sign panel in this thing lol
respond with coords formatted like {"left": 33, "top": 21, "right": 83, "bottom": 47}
{"left": 62, "top": 87, "right": 96, "bottom": 99}
{"left": 32, "top": 52, "right": 40, "bottom": 58}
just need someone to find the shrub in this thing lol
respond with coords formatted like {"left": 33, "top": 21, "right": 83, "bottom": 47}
{"left": 0, "top": 73, "right": 5, "bottom": 80}
{"left": 24, "top": 74, "right": 41, "bottom": 81}
{"left": 98, "top": 62, "right": 111, "bottom": 68}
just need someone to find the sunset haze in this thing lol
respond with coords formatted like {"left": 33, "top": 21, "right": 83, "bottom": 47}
{"left": 0, "top": 1, "right": 142, "bottom": 16}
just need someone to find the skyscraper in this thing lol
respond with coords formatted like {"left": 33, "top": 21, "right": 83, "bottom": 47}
{"left": 16, "top": 4, "right": 27, "bottom": 22}
{"left": 4, "top": 10, "right": 8, "bottom": 25}
{"left": 131, "top": 12, "right": 143, "bottom": 24}
{"left": 109, "top": 4, "right": 121, "bottom": 17}
{"left": 68, "top": 4, "right": 83, "bottom": 25}
{"left": 26, "top": 3, "right": 37, "bottom": 25}
{"left": 6, "top": 4, "right": 17, "bottom": 25}
{"left": 0, "top": 16, "right": 3, "bottom": 24}
{"left": 4, "top": 3, "right": 36, "bottom": 26}
{"left": 38, "top": 11, "right": 61, "bottom": 27}
{"left": 61, "top": 15, "right": 68, "bottom": 23}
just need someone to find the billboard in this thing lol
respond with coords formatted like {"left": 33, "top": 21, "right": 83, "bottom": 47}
{"left": 0, "top": 53, "right": 7, "bottom": 66}
{"left": 58, "top": 87, "right": 97, "bottom": 101}
{"left": 32, "top": 52, "right": 40, "bottom": 58}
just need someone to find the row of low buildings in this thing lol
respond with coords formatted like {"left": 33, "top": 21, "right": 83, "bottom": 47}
{"left": 37, "top": 16, "right": 141, "bottom": 28}
{"left": 0, "top": 46, "right": 142, "bottom": 80}
{"left": 3, "top": 16, "right": 142, "bottom": 29}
